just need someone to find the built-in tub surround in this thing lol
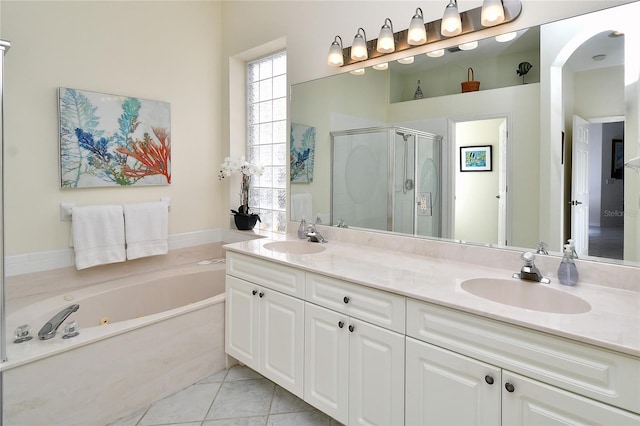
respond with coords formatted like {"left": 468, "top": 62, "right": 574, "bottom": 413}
{"left": 1, "top": 243, "right": 229, "bottom": 426}
{"left": 232, "top": 224, "right": 639, "bottom": 356}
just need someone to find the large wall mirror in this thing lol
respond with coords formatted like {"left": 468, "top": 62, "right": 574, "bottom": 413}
{"left": 290, "top": 2, "right": 640, "bottom": 267}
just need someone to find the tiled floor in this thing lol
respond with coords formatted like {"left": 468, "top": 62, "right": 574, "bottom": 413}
{"left": 109, "top": 365, "right": 343, "bottom": 426}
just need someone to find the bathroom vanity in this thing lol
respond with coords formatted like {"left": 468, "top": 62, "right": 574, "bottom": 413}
{"left": 224, "top": 234, "right": 639, "bottom": 425}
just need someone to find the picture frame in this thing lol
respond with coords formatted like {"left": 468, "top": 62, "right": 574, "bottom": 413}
{"left": 460, "top": 145, "right": 492, "bottom": 172}
{"left": 290, "top": 123, "right": 316, "bottom": 183}
{"left": 611, "top": 139, "right": 624, "bottom": 179}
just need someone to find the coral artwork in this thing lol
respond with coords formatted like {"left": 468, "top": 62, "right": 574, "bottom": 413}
{"left": 59, "top": 88, "right": 171, "bottom": 188}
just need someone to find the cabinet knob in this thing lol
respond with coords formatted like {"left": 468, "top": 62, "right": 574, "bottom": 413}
{"left": 252, "top": 289, "right": 258, "bottom": 296}
{"left": 338, "top": 321, "right": 344, "bottom": 328}
{"left": 505, "top": 382, "right": 515, "bottom": 393}
{"left": 343, "top": 296, "right": 350, "bottom": 304}
{"left": 348, "top": 324, "right": 355, "bottom": 332}
{"left": 259, "top": 292, "right": 264, "bottom": 298}
{"left": 485, "top": 375, "right": 494, "bottom": 385}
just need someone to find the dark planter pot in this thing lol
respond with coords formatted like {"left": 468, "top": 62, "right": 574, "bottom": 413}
{"left": 234, "top": 213, "right": 260, "bottom": 230}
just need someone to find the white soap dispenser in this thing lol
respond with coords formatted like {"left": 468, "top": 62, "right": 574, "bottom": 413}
{"left": 297, "top": 217, "right": 307, "bottom": 239}
{"left": 557, "top": 244, "right": 579, "bottom": 286}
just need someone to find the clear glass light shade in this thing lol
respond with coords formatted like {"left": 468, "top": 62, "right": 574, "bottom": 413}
{"left": 377, "top": 19, "right": 395, "bottom": 53}
{"left": 327, "top": 38, "right": 343, "bottom": 66}
{"left": 441, "top": 1, "right": 462, "bottom": 37}
{"left": 408, "top": 9, "right": 427, "bottom": 45}
{"left": 426, "top": 49, "right": 445, "bottom": 58}
{"left": 351, "top": 29, "right": 368, "bottom": 61}
{"left": 481, "top": 0, "right": 505, "bottom": 26}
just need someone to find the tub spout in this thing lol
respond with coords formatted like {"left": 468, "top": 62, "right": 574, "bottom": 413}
{"left": 38, "top": 304, "right": 79, "bottom": 340}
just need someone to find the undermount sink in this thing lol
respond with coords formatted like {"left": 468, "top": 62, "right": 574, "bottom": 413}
{"left": 263, "top": 241, "right": 326, "bottom": 255}
{"left": 461, "top": 278, "right": 591, "bottom": 314}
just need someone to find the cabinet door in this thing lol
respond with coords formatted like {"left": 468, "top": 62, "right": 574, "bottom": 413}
{"left": 349, "top": 318, "right": 405, "bottom": 426}
{"left": 405, "top": 337, "right": 501, "bottom": 426}
{"left": 502, "top": 371, "right": 640, "bottom": 425}
{"left": 225, "top": 275, "right": 260, "bottom": 368}
{"left": 304, "top": 303, "right": 349, "bottom": 424}
{"left": 260, "top": 288, "right": 305, "bottom": 398}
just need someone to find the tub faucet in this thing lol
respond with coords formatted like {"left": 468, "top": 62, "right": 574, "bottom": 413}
{"left": 305, "top": 224, "right": 327, "bottom": 243}
{"left": 512, "top": 252, "right": 550, "bottom": 284}
{"left": 38, "top": 304, "right": 79, "bottom": 340}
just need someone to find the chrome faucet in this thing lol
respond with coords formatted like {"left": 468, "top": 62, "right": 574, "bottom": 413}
{"left": 536, "top": 241, "right": 549, "bottom": 255}
{"left": 38, "top": 304, "right": 79, "bottom": 340}
{"left": 305, "top": 224, "right": 327, "bottom": 243}
{"left": 513, "top": 252, "right": 550, "bottom": 284}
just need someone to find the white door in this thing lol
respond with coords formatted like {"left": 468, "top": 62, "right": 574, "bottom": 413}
{"left": 571, "top": 115, "right": 591, "bottom": 257}
{"left": 225, "top": 276, "right": 260, "bottom": 368}
{"left": 304, "top": 303, "right": 349, "bottom": 424}
{"left": 502, "top": 371, "right": 640, "bottom": 425}
{"left": 405, "top": 338, "right": 501, "bottom": 426}
{"left": 260, "top": 289, "right": 305, "bottom": 398}
{"left": 498, "top": 119, "right": 508, "bottom": 245}
{"left": 349, "top": 318, "right": 405, "bottom": 426}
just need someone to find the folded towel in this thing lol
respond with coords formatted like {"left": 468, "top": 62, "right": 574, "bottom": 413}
{"left": 123, "top": 201, "right": 169, "bottom": 260}
{"left": 71, "top": 205, "right": 126, "bottom": 270}
{"left": 291, "top": 193, "right": 313, "bottom": 222}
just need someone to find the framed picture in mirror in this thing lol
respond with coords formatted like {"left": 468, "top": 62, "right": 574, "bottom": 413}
{"left": 460, "top": 145, "right": 492, "bottom": 172}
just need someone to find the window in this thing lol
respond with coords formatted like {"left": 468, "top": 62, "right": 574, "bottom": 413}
{"left": 246, "top": 51, "right": 287, "bottom": 233}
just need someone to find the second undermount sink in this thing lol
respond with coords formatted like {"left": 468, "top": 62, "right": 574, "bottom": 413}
{"left": 263, "top": 241, "right": 326, "bottom": 255}
{"left": 461, "top": 278, "right": 591, "bottom": 314}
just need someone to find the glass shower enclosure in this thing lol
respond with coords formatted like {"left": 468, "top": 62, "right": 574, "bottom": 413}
{"left": 331, "top": 126, "right": 442, "bottom": 237}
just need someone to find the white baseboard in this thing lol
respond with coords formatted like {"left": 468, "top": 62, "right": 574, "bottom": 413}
{"left": 5, "top": 229, "right": 226, "bottom": 277}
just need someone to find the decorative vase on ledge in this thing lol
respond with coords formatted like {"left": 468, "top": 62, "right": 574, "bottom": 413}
{"left": 233, "top": 210, "right": 260, "bottom": 231}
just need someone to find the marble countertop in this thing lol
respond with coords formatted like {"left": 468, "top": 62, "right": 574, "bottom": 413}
{"left": 224, "top": 236, "right": 640, "bottom": 358}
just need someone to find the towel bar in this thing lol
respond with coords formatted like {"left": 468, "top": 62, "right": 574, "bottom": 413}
{"left": 60, "top": 197, "right": 170, "bottom": 222}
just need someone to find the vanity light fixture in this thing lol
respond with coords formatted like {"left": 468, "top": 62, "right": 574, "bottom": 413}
{"left": 327, "top": 36, "right": 344, "bottom": 66}
{"left": 327, "top": 0, "right": 521, "bottom": 67}
{"left": 351, "top": 28, "right": 368, "bottom": 61}
{"left": 397, "top": 56, "right": 415, "bottom": 65}
{"left": 373, "top": 62, "right": 389, "bottom": 70}
{"left": 377, "top": 18, "right": 395, "bottom": 53}
{"left": 495, "top": 31, "right": 517, "bottom": 42}
{"left": 441, "top": 0, "right": 462, "bottom": 37}
{"left": 408, "top": 8, "right": 427, "bottom": 45}
{"left": 481, "top": 0, "right": 505, "bottom": 27}
{"left": 350, "top": 68, "right": 366, "bottom": 76}
{"left": 458, "top": 40, "right": 478, "bottom": 50}
{"left": 427, "top": 49, "right": 445, "bottom": 58}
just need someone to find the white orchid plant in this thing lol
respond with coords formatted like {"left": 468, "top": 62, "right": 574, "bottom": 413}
{"left": 218, "top": 156, "right": 265, "bottom": 215}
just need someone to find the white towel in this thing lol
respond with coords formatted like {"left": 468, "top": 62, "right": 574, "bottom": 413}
{"left": 291, "top": 193, "right": 313, "bottom": 222}
{"left": 123, "top": 201, "right": 169, "bottom": 260}
{"left": 71, "top": 205, "right": 126, "bottom": 270}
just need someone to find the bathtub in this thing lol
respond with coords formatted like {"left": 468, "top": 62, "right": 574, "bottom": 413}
{"left": 2, "top": 261, "right": 228, "bottom": 426}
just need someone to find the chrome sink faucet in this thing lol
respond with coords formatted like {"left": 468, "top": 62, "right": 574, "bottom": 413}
{"left": 38, "top": 304, "right": 79, "bottom": 340}
{"left": 513, "top": 252, "right": 550, "bottom": 284}
{"left": 305, "top": 224, "right": 327, "bottom": 243}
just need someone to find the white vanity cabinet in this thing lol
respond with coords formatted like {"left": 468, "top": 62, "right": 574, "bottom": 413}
{"left": 406, "top": 300, "right": 640, "bottom": 425}
{"left": 225, "top": 252, "right": 305, "bottom": 397}
{"left": 304, "top": 273, "right": 406, "bottom": 426}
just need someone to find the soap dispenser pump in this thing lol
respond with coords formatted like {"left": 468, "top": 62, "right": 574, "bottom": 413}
{"left": 298, "top": 217, "right": 307, "bottom": 239}
{"left": 557, "top": 244, "right": 579, "bottom": 286}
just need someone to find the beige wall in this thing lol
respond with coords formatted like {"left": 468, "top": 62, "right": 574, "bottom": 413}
{"left": 1, "top": 1, "right": 222, "bottom": 255}
{"left": 0, "top": 0, "right": 632, "bottom": 258}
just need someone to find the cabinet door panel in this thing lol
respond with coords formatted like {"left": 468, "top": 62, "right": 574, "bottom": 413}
{"left": 304, "top": 303, "right": 349, "bottom": 424}
{"left": 405, "top": 338, "right": 501, "bottom": 426}
{"left": 260, "top": 289, "right": 305, "bottom": 398}
{"left": 349, "top": 319, "right": 405, "bottom": 426}
{"left": 225, "top": 276, "right": 259, "bottom": 368}
{"left": 502, "top": 371, "right": 640, "bottom": 425}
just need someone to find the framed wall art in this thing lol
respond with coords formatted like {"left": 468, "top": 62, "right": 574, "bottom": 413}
{"left": 59, "top": 87, "right": 171, "bottom": 188}
{"left": 460, "top": 145, "right": 492, "bottom": 172}
{"left": 290, "top": 123, "right": 316, "bottom": 183}
{"left": 611, "top": 138, "right": 624, "bottom": 179}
